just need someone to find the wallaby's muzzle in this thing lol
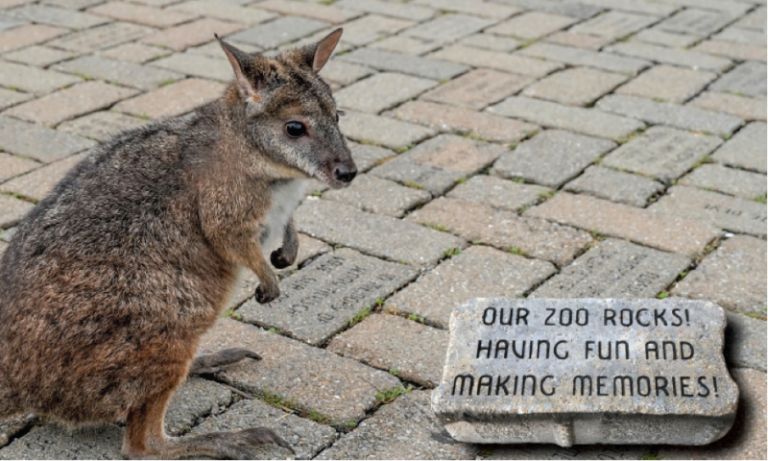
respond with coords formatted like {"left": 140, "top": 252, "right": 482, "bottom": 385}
{"left": 334, "top": 162, "right": 357, "bottom": 183}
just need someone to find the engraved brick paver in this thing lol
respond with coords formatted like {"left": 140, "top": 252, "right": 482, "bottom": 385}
{"left": 335, "top": 72, "right": 437, "bottom": 114}
{"left": 384, "top": 245, "right": 556, "bottom": 328}
{"left": 328, "top": 314, "right": 447, "bottom": 387}
{"left": 569, "top": 10, "right": 658, "bottom": 39}
{"left": 564, "top": 165, "right": 665, "bottom": 207}
{"left": 632, "top": 28, "right": 700, "bottom": 48}
{"left": 142, "top": 18, "right": 243, "bottom": 51}
{"left": 671, "top": 236, "right": 766, "bottom": 316}
{"left": 491, "top": 129, "right": 617, "bottom": 187}
{"left": 712, "top": 122, "right": 767, "bottom": 173}
{"left": 114, "top": 78, "right": 225, "bottom": 119}
{"left": 390, "top": 100, "right": 538, "bottom": 143}
{"left": 420, "top": 69, "right": 532, "bottom": 110}
{"left": 3, "top": 82, "right": 137, "bottom": 127}
{"left": 407, "top": 197, "right": 594, "bottom": 266}
{"left": 679, "top": 164, "right": 766, "bottom": 200}
{"left": 710, "top": 61, "right": 767, "bottom": 98}
{"left": 521, "top": 67, "right": 629, "bottom": 107}
{"left": 0, "top": 117, "right": 94, "bottom": 163}
{"left": 486, "top": 11, "right": 578, "bottom": 39}
{"left": 655, "top": 8, "right": 736, "bottom": 37}
{"left": 650, "top": 185, "right": 767, "bottom": 237}
{"left": 615, "top": 65, "right": 717, "bottom": 103}
{"left": 415, "top": 0, "right": 520, "bottom": 19}
{"left": 489, "top": 96, "right": 645, "bottom": 141}
{"left": 525, "top": 192, "right": 720, "bottom": 256}
{"left": 0, "top": 24, "right": 68, "bottom": 53}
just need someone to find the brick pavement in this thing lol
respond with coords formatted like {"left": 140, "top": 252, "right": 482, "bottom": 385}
{"left": 0, "top": 0, "right": 765, "bottom": 459}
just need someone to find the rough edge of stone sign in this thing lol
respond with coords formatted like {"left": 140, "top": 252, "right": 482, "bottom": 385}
{"left": 431, "top": 298, "right": 738, "bottom": 447}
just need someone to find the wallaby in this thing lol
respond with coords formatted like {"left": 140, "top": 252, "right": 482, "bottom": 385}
{"left": 0, "top": 28, "right": 356, "bottom": 459}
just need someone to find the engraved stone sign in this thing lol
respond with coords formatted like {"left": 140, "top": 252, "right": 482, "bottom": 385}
{"left": 432, "top": 298, "right": 738, "bottom": 446}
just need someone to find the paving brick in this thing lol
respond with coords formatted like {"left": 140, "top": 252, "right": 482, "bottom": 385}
{"left": 370, "top": 34, "right": 444, "bottom": 56}
{"left": 659, "top": 0, "right": 751, "bottom": 15}
{"left": 187, "top": 38, "right": 262, "bottom": 57}
{"left": 671, "top": 235, "right": 766, "bottom": 313}
{"left": 335, "top": 72, "right": 436, "bottom": 114}
{"left": 518, "top": 42, "right": 651, "bottom": 76}
{"left": 655, "top": 8, "right": 736, "bottom": 36}
{"left": 369, "top": 134, "right": 506, "bottom": 195}
{"left": 525, "top": 192, "right": 720, "bottom": 256}
{"left": 531, "top": 238, "right": 690, "bottom": 299}
{"left": 724, "top": 311, "right": 767, "bottom": 372}
{"left": 0, "top": 13, "right": 25, "bottom": 31}
{"left": 336, "top": 0, "right": 436, "bottom": 21}
{"left": 0, "top": 153, "right": 39, "bottom": 183}
{"left": 563, "top": 0, "right": 678, "bottom": 16}
{"left": 544, "top": 31, "right": 613, "bottom": 50}
{"left": 317, "top": 60, "right": 373, "bottom": 86}
{"left": 430, "top": 45, "right": 564, "bottom": 77}
{"left": 631, "top": 28, "right": 700, "bottom": 48}
{"left": 460, "top": 33, "right": 522, "bottom": 52}
{"left": 2, "top": 45, "right": 76, "bottom": 67}
{"left": 256, "top": 0, "right": 359, "bottom": 24}
{"left": 164, "top": 377, "right": 233, "bottom": 436}
{"left": 650, "top": 185, "right": 767, "bottom": 237}
{"left": 0, "top": 194, "right": 33, "bottom": 228}
{"left": 660, "top": 369, "right": 766, "bottom": 460}
{"left": 690, "top": 91, "right": 766, "bottom": 122}
{"left": 497, "top": 0, "right": 604, "bottom": 19}
{"left": 328, "top": 313, "right": 447, "bottom": 387}
{"left": 236, "top": 248, "right": 417, "bottom": 345}
{"left": 489, "top": 96, "right": 644, "bottom": 141}
{"left": 415, "top": 0, "right": 520, "bottom": 18}
{"left": 4, "top": 81, "right": 137, "bottom": 127}
{"left": 693, "top": 39, "right": 767, "bottom": 63}
{"left": 41, "top": 0, "right": 105, "bottom": 8}
{"left": 189, "top": 398, "right": 336, "bottom": 460}
{"left": 337, "top": 14, "right": 414, "bottom": 47}
{"left": 229, "top": 16, "right": 330, "bottom": 49}
{"left": 54, "top": 55, "right": 185, "bottom": 91}
{"left": 338, "top": 111, "right": 435, "bottom": 149}
{"left": 602, "top": 126, "right": 722, "bottom": 184}
{"left": 0, "top": 117, "right": 94, "bottom": 163}
{"left": 710, "top": 61, "right": 766, "bottom": 98}
{"left": 0, "top": 88, "right": 32, "bottom": 111}
{"left": 142, "top": 18, "right": 243, "bottom": 51}
{"left": 0, "top": 61, "right": 81, "bottom": 96}
{"left": 339, "top": 48, "right": 469, "bottom": 81}
{"left": 712, "top": 122, "right": 767, "bottom": 173}
{"left": 384, "top": 244, "right": 556, "bottom": 328}
{"left": 98, "top": 42, "right": 171, "bottom": 64}
{"left": 420, "top": 69, "right": 532, "bottom": 110}
{"left": 295, "top": 199, "right": 466, "bottom": 267}
{"left": 47, "top": 22, "right": 155, "bottom": 53}
{"left": 347, "top": 141, "right": 394, "bottom": 173}
{"left": 679, "top": 163, "right": 766, "bottom": 200}
{"left": 198, "top": 317, "right": 400, "bottom": 425}
{"left": 58, "top": 111, "right": 146, "bottom": 142}
{"left": 87, "top": 1, "right": 196, "bottom": 28}
{"left": 447, "top": 174, "right": 551, "bottom": 212}
{"left": 0, "top": 151, "right": 89, "bottom": 200}
{"left": 322, "top": 174, "right": 431, "bottom": 218}
{"left": 168, "top": 0, "right": 277, "bottom": 25}
{"left": 606, "top": 41, "right": 733, "bottom": 72}
{"left": 150, "top": 53, "right": 232, "bottom": 82}
{"left": 522, "top": 67, "right": 628, "bottom": 106}
{"left": 570, "top": 10, "right": 659, "bottom": 39}
{"left": 564, "top": 165, "right": 665, "bottom": 207}
{"left": 404, "top": 13, "right": 496, "bottom": 44}
{"left": 0, "top": 24, "right": 68, "bottom": 53}
{"left": 5, "top": 4, "right": 110, "bottom": 29}
{"left": 0, "top": 0, "right": 33, "bottom": 7}
{"left": 317, "top": 391, "right": 477, "bottom": 460}
{"left": 616, "top": 64, "right": 717, "bottom": 103}
{"left": 596, "top": 94, "right": 744, "bottom": 136}
{"left": 736, "top": 5, "right": 766, "bottom": 30}
{"left": 390, "top": 100, "right": 538, "bottom": 143}
{"left": 491, "top": 129, "right": 617, "bottom": 187}
{"left": 714, "top": 26, "right": 766, "bottom": 46}
{"left": 114, "top": 78, "right": 225, "bottom": 119}
{"left": 409, "top": 197, "right": 594, "bottom": 265}
{"left": 486, "top": 11, "right": 578, "bottom": 39}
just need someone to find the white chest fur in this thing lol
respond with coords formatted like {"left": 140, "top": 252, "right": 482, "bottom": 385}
{"left": 260, "top": 179, "right": 307, "bottom": 252}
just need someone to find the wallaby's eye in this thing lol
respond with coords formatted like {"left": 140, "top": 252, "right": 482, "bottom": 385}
{"left": 285, "top": 121, "right": 306, "bottom": 139}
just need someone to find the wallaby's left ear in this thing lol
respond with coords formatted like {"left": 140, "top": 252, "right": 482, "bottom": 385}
{"left": 303, "top": 28, "right": 343, "bottom": 73}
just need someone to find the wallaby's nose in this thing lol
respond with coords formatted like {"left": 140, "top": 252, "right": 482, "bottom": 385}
{"left": 334, "top": 164, "right": 357, "bottom": 183}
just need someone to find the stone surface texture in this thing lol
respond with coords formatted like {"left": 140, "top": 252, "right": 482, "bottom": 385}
{"left": 433, "top": 298, "right": 738, "bottom": 446}
{"left": 0, "top": 0, "right": 764, "bottom": 457}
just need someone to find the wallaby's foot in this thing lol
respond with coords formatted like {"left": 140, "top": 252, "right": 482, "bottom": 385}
{"left": 189, "top": 348, "right": 261, "bottom": 375}
{"left": 255, "top": 284, "right": 280, "bottom": 304}
{"left": 125, "top": 428, "right": 294, "bottom": 460}
{"left": 270, "top": 248, "right": 295, "bottom": 269}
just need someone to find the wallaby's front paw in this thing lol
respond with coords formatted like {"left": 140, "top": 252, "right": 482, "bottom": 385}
{"left": 255, "top": 285, "right": 280, "bottom": 304}
{"left": 270, "top": 248, "right": 294, "bottom": 269}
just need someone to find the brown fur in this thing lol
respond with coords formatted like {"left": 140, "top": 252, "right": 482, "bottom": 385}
{"left": 0, "top": 29, "right": 353, "bottom": 459}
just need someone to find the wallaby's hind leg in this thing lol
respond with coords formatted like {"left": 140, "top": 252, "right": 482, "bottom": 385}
{"left": 270, "top": 219, "right": 299, "bottom": 269}
{"left": 189, "top": 348, "right": 261, "bottom": 375}
{"left": 123, "top": 382, "right": 292, "bottom": 460}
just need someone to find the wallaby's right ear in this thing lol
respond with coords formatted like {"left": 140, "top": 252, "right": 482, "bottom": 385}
{"left": 216, "top": 34, "right": 265, "bottom": 103}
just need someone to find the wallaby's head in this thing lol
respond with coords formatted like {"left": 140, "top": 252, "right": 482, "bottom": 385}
{"left": 217, "top": 29, "right": 356, "bottom": 189}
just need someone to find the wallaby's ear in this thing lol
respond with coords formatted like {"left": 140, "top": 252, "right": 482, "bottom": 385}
{"left": 216, "top": 33, "right": 264, "bottom": 101}
{"left": 298, "top": 28, "right": 342, "bottom": 73}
